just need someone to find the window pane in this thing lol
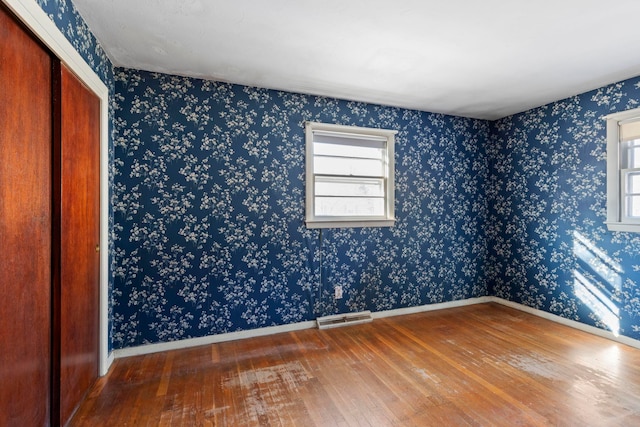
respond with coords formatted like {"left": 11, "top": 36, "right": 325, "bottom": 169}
{"left": 626, "top": 195, "right": 640, "bottom": 218}
{"left": 626, "top": 172, "right": 640, "bottom": 194}
{"left": 315, "top": 196, "right": 385, "bottom": 217}
{"left": 623, "top": 140, "right": 640, "bottom": 168}
{"left": 315, "top": 176, "right": 384, "bottom": 197}
{"left": 314, "top": 155, "right": 384, "bottom": 177}
{"left": 314, "top": 142, "right": 384, "bottom": 160}
{"left": 631, "top": 146, "right": 640, "bottom": 168}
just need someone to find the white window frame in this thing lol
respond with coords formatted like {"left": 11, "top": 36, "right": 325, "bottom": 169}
{"left": 305, "top": 121, "right": 397, "bottom": 229}
{"left": 605, "top": 107, "right": 640, "bottom": 232}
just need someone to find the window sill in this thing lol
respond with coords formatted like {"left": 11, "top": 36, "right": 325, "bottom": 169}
{"left": 605, "top": 221, "right": 640, "bottom": 232}
{"left": 306, "top": 218, "right": 396, "bottom": 229}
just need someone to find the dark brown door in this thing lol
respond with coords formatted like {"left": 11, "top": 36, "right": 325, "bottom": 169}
{"left": 0, "top": 5, "right": 53, "bottom": 426}
{"left": 58, "top": 64, "right": 101, "bottom": 426}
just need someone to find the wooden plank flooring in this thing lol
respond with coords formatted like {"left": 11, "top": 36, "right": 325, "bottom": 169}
{"left": 70, "top": 303, "right": 640, "bottom": 426}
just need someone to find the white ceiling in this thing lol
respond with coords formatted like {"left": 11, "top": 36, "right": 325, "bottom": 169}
{"left": 73, "top": 0, "right": 640, "bottom": 120}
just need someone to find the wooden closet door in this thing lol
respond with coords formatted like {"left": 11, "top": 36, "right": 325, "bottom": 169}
{"left": 58, "top": 64, "right": 101, "bottom": 426}
{"left": 0, "top": 5, "right": 53, "bottom": 426}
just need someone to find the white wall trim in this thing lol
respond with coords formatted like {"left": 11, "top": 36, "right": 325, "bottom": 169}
{"left": 487, "top": 297, "right": 640, "bottom": 350}
{"left": 114, "top": 321, "right": 318, "bottom": 359}
{"left": 371, "top": 296, "right": 493, "bottom": 319}
{"left": 3, "top": 0, "right": 111, "bottom": 376}
{"left": 113, "top": 295, "right": 640, "bottom": 360}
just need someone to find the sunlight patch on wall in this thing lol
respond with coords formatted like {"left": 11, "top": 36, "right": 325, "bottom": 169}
{"left": 573, "top": 231, "right": 622, "bottom": 336}
{"left": 573, "top": 231, "right": 622, "bottom": 291}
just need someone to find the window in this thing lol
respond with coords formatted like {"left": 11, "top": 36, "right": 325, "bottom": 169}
{"left": 605, "top": 107, "right": 640, "bottom": 232}
{"left": 305, "top": 121, "right": 396, "bottom": 228}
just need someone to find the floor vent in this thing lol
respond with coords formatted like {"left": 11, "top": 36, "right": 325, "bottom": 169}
{"left": 316, "top": 311, "right": 373, "bottom": 330}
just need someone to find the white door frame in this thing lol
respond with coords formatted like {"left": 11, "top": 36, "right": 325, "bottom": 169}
{"left": 3, "top": 0, "right": 111, "bottom": 375}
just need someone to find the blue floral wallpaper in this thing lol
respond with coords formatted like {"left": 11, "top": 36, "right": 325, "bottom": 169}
{"left": 30, "top": 0, "right": 640, "bottom": 350}
{"left": 111, "top": 69, "right": 490, "bottom": 348}
{"left": 35, "top": 0, "right": 113, "bottom": 86}
{"left": 487, "top": 78, "right": 640, "bottom": 340}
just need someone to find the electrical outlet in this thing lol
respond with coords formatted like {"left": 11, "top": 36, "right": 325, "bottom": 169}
{"left": 334, "top": 285, "right": 343, "bottom": 299}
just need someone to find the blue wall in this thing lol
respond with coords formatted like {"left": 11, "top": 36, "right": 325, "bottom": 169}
{"left": 35, "top": 0, "right": 113, "bottom": 86}
{"left": 487, "top": 78, "right": 640, "bottom": 339}
{"left": 110, "top": 68, "right": 490, "bottom": 348}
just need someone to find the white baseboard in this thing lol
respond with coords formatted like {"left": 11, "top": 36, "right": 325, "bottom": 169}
{"left": 487, "top": 297, "right": 640, "bottom": 350}
{"left": 113, "top": 320, "right": 317, "bottom": 359}
{"left": 372, "top": 296, "right": 493, "bottom": 319}
{"left": 112, "top": 295, "right": 640, "bottom": 362}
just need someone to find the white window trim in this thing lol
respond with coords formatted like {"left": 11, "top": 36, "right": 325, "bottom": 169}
{"left": 604, "top": 107, "right": 640, "bottom": 232}
{"left": 305, "top": 121, "right": 397, "bottom": 229}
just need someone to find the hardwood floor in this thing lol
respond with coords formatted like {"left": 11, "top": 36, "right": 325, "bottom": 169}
{"left": 70, "top": 303, "right": 640, "bottom": 426}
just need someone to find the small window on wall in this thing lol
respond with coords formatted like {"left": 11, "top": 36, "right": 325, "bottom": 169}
{"left": 605, "top": 108, "right": 640, "bottom": 232}
{"left": 305, "top": 121, "right": 397, "bottom": 229}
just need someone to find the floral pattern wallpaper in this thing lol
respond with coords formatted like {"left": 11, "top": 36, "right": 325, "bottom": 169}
{"left": 31, "top": 0, "right": 640, "bottom": 350}
{"left": 35, "top": 0, "right": 113, "bottom": 88}
{"left": 111, "top": 69, "right": 490, "bottom": 348}
{"left": 487, "top": 78, "right": 640, "bottom": 340}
